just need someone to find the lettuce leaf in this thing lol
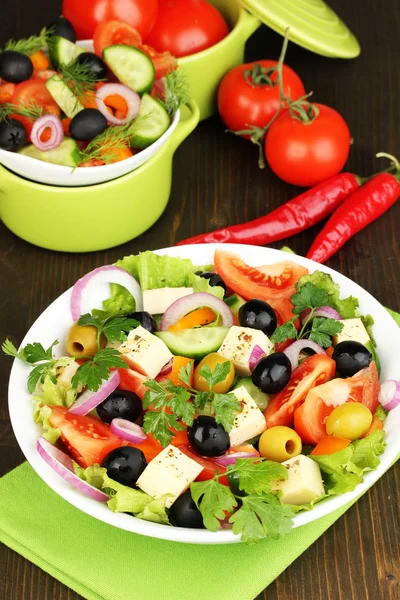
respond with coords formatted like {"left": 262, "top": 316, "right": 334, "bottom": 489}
{"left": 33, "top": 403, "right": 60, "bottom": 444}
{"left": 75, "top": 464, "right": 170, "bottom": 525}
{"left": 189, "top": 272, "right": 225, "bottom": 300}
{"left": 296, "top": 271, "right": 359, "bottom": 319}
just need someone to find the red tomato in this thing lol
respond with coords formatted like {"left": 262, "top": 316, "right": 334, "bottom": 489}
{"left": 218, "top": 60, "right": 305, "bottom": 138}
{"left": 62, "top": 0, "right": 158, "bottom": 41}
{"left": 294, "top": 362, "right": 379, "bottom": 444}
{"left": 10, "top": 113, "right": 34, "bottom": 141}
{"left": 0, "top": 81, "right": 15, "bottom": 103}
{"left": 140, "top": 44, "right": 177, "bottom": 79}
{"left": 118, "top": 367, "right": 149, "bottom": 399}
{"left": 12, "top": 79, "right": 60, "bottom": 116}
{"left": 180, "top": 446, "right": 228, "bottom": 486}
{"left": 48, "top": 406, "right": 124, "bottom": 468}
{"left": 264, "top": 355, "right": 336, "bottom": 428}
{"left": 265, "top": 103, "right": 351, "bottom": 187}
{"left": 145, "top": 0, "right": 229, "bottom": 58}
{"left": 214, "top": 249, "right": 307, "bottom": 324}
{"left": 34, "top": 69, "right": 58, "bottom": 81}
{"left": 93, "top": 20, "right": 142, "bottom": 57}
{"left": 128, "top": 430, "right": 189, "bottom": 463}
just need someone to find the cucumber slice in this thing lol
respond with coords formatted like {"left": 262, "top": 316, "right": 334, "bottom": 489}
{"left": 49, "top": 36, "right": 85, "bottom": 68}
{"left": 233, "top": 377, "right": 270, "bottom": 411}
{"left": 225, "top": 294, "right": 246, "bottom": 317}
{"left": 19, "top": 137, "right": 82, "bottom": 167}
{"left": 102, "top": 45, "right": 155, "bottom": 95}
{"left": 155, "top": 327, "right": 229, "bottom": 359}
{"left": 131, "top": 94, "right": 170, "bottom": 149}
{"left": 46, "top": 75, "right": 84, "bottom": 118}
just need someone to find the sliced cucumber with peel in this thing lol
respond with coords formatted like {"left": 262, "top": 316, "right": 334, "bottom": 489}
{"left": 46, "top": 75, "right": 84, "bottom": 118}
{"left": 102, "top": 45, "right": 155, "bottom": 95}
{"left": 155, "top": 327, "right": 229, "bottom": 359}
{"left": 233, "top": 377, "right": 270, "bottom": 411}
{"left": 19, "top": 137, "right": 82, "bottom": 167}
{"left": 49, "top": 36, "right": 85, "bottom": 68}
{"left": 131, "top": 94, "right": 170, "bottom": 149}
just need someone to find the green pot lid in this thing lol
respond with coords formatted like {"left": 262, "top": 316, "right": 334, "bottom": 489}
{"left": 240, "top": 0, "right": 360, "bottom": 58}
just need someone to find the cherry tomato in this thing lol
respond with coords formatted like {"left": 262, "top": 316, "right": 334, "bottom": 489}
{"left": 265, "top": 103, "right": 351, "bottom": 187}
{"left": 145, "top": 0, "right": 229, "bottom": 58}
{"left": 62, "top": 0, "right": 158, "bottom": 41}
{"left": 264, "top": 354, "right": 336, "bottom": 428}
{"left": 218, "top": 60, "right": 305, "bottom": 138}
{"left": 93, "top": 20, "right": 142, "bottom": 57}
{"left": 12, "top": 78, "right": 60, "bottom": 116}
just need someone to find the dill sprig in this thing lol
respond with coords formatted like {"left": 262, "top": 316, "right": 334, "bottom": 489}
{"left": 57, "top": 61, "right": 103, "bottom": 100}
{"left": 160, "top": 69, "right": 190, "bottom": 117}
{"left": 0, "top": 101, "right": 44, "bottom": 122}
{"left": 4, "top": 28, "right": 51, "bottom": 56}
{"left": 80, "top": 114, "right": 150, "bottom": 164}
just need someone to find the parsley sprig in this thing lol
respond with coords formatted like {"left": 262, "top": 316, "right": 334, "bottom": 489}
{"left": 190, "top": 458, "right": 295, "bottom": 543}
{"left": 142, "top": 362, "right": 242, "bottom": 447}
{"left": 2, "top": 338, "right": 59, "bottom": 393}
{"left": 272, "top": 282, "right": 344, "bottom": 348}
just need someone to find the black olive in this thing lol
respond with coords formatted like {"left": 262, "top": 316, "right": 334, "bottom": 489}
{"left": 238, "top": 299, "right": 277, "bottom": 336}
{"left": 197, "top": 272, "right": 227, "bottom": 294}
{"left": 0, "top": 119, "right": 27, "bottom": 151}
{"left": 97, "top": 390, "right": 142, "bottom": 424}
{"left": 188, "top": 416, "right": 230, "bottom": 457}
{"left": 125, "top": 311, "right": 157, "bottom": 334}
{"left": 168, "top": 491, "right": 205, "bottom": 529}
{"left": 46, "top": 16, "right": 76, "bottom": 42}
{"left": 251, "top": 352, "right": 292, "bottom": 394}
{"left": 75, "top": 52, "right": 107, "bottom": 81}
{"left": 0, "top": 50, "right": 33, "bottom": 83}
{"left": 101, "top": 447, "right": 147, "bottom": 487}
{"left": 69, "top": 108, "right": 107, "bottom": 141}
{"left": 332, "top": 341, "right": 372, "bottom": 377}
{"left": 227, "top": 470, "right": 246, "bottom": 498}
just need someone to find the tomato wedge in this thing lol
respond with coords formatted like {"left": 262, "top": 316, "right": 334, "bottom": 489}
{"left": 264, "top": 354, "right": 336, "bottom": 428}
{"left": 118, "top": 368, "right": 149, "bottom": 399}
{"left": 129, "top": 430, "right": 189, "bottom": 463}
{"left": 140, "top": 44, "right": 178, "bottom": 79}
{"left": 48, "top": 406, "right": 124, "bottom": 468}
{"left": 294, "top": 362, "right": 380, "bottom": 444}
{"left": 180, "top": 446, "right": 229, "bottom": 486}
{"left": 93, "top": 20, "right": 142, "bottom": 57}
{"left": 0, "top": 81, "right": 15, "bottom": 103}
{"left": 12, "top": 78, "right": 60, "bottom": 116}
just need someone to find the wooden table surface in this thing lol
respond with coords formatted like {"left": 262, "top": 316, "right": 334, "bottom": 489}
{"left": 1, "top": 0, "right": 399, "bottom": 598}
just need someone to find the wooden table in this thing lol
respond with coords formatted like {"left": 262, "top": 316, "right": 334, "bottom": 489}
{"left": 1, "top": 0, "right": 399, "bottom": 598}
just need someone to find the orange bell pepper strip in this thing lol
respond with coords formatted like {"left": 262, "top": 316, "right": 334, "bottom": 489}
{"left": 361, "top": 415, "right": 384, "bottom": 438}
{"left": 169, "top": 356, "right": 194, "bottom": 387}
{"left": 104, "top": 94, "right": 128, "bottom": 120}
{"left": 310, "top": 435, "right": 351, "bottom": 456}
{"left": 30, "top": 50, "right": 49, "bottom": 70}
{"left": 99, "top": 146, "right": 133, "bottom": 163}
{"left": 168, "top": 307, "right": 216, "bottom": 332}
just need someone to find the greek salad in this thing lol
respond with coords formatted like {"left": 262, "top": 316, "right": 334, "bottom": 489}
{"left": 0, "top": 17, "right": 187, "bottom": 167}
{"left": 4, "top": 249, "right": 399, "bottom": 544}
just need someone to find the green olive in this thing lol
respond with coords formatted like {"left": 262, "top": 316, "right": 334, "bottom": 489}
{"left": 194, "top": 353, "right": 235, "bottom": 393}
{"left": 66, "top": 323, "right": 104, "bottom": 357}
{"left": 259, "top": 426, "right": 302, "bottom": 462}
{"left": 326, "top": 403, "right": 372, "bottom": 440}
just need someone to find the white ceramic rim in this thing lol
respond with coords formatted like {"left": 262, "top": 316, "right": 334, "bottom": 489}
{"left": 8, "top": 244, "right": 400, "bottom": 544}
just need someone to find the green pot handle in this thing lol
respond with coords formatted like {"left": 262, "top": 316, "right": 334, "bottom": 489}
{"left": 168, "top": 99, "right": 200, "bottom": 153}
{"left": 239, "top": 8, "right": 261, "bottom": 41}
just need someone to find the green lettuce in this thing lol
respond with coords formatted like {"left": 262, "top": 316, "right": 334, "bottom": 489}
{"left": 188, "top": 272, "right": 225, "bottom": 300}
{"left": 296, "top": 271, "right": 359, "bottom": 319}
{"left": 33, "top": 403, "right": 60, "bottom": 444}
{"left": 75, "top": 465, "right": 170, "bottom": 525}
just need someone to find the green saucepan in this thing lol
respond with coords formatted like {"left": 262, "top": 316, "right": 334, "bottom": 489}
{"left": 178, "top": 0, "right": 260, "bottom": 121}
{"left": 0, "top": 100, "right": 199, "bottom": 253}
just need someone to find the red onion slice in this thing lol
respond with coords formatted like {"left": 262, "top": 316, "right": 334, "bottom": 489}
{"left": 158, "top": 358, "right": 173, "bottom": 376}
{"left": 283, "top": 340, "right": 326, "bottom": 369}
{"left": 249, "top": 345, "right": 267, "bottom": 371}
{"left": 96, "top": 83, "right": 141, "bottom": 125}
{"left": 110, "top": 419, "right": 147, "bottom": 443}
{"left": 31, "top": 114, "right": 64, "bottom": 151}
{"left": 37, "top": 437, "right": 109, "bottom": 502}
{"left": 300, "top": 306, "right": 342, "bottom": 325}
{"left": 70, "top": 265, "right": 143, "bottom": 321}
{"left": 68, "top": 371, "right": 120, "bottom": 416}
{"left": 378, "top": 380, "right": 400, "bottom": 411}
{"left": 160, "top": 292, "right": 234, "bottom": 331}
{"left": 215, "top": 451, "right": 259, "bottom": 467}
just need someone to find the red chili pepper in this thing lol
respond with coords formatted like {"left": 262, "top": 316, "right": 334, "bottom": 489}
{"left": 176, "top": 173, "right": 361, "bottom": 247}
{"left": 306, "top": 172, "right": 400, "bottom": 263}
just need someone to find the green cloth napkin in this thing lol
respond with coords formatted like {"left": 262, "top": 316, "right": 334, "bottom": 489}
{"left": 0, "top": 308, "right": 399, "bottom": 600}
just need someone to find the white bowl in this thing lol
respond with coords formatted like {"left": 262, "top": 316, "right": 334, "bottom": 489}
{"left": 8, "top": 244, "right": 400, "bottom": 544}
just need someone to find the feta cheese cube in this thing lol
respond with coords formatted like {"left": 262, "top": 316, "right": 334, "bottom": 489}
{"left": 137, "top": 445, "right": 204, "bottom": 507}
{"left": 217, "top": 326, "right": 274, "bottom": 376}
{"left": 118, "top": 325, "right": 173, "bottom": 378}
{"left": 229, "top": 386, "right": 267, "bottom": 446}
{"left": 333, "top": 318, "right": 370, "bottom": 346}
{"left": 272, "top": 455, "right": 324, "bottom": 505}
{"left": 143, "top": 287, "right": 194, "bottom": 315}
